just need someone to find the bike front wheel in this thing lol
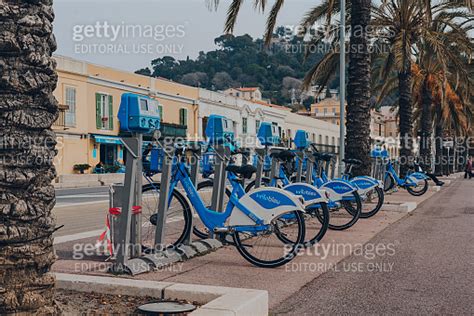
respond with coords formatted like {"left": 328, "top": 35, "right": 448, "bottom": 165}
{"left": 360, "top": 186, "right": 384, "bottom": 218}
{"left": 233, "top": 211, "right": 305, "bottom": 268}
{"left": 141, "top": 183, "right": 193, "bottom": 252}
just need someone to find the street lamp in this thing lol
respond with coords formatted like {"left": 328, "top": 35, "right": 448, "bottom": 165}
{"left": 338, "top": 0, "right": 346, "bottom": 176}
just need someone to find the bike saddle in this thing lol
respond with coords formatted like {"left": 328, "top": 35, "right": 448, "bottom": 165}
{"left": 226, "top": 164, "right": 257, "bottom": 179}
{"left": 343, "top": 158, "right": 362, "bottom": 165}
{"left": 270, "top": 150, "right": 295, "bottom": 162}
{"left": 313, "top": 152, "right": 334, "bottom": 161}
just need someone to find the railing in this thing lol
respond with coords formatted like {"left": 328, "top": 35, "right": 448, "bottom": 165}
{"left": 160, "top": 122, "right": 187, "bottom": 138}
{"left": 53, "top": 104, "right": 69, "bottom": 128}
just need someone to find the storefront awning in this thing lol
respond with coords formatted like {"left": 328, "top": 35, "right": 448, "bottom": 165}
{"left": 92, "top": 135, "right": 123, "bottom": 145}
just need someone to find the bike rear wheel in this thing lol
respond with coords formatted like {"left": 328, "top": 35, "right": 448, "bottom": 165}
{"left": 326, "top": 191, "right": 362, "bottom": 230}
{"left": 407, "top": 179, "right": 428, "bottom": 196}
{"left": 233, "top": 210, "right": 305, "bottom": 268}
{"left": 245, "top": 177, "right": 329, "bottom": 246}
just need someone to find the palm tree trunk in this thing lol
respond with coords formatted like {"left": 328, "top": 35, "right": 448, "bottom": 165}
{"left": 346, "top": 0, "right": 372, "bottom": 176}
{"left": 419, "top": 77, "right": 433, "bottom": 171}
{"left": 398, "top": 64, "right": 414, "bottom": 177}
{"left": 434, "top": 121, "right": 443, "bottom": 175}
{"left": 0, "top": 0, "right": 59, "bottom": 314}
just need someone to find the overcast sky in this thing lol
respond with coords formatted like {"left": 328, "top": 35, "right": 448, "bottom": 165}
{"left": 53, "top": 0, "right": 320, "bottom": 72}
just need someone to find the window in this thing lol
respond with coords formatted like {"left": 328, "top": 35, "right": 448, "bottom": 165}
{"left": 324, "top": 108, "right": 327, "bottom": 115}
{"left": 179, "top": 108, "right": 188, "bottom": 126}
{"left": 96, "top": 93, "right": 113, "bottom": 130}
{"left": 140, "top": 99, "right": 148, "bottom": 111}
{"left": 333, "top": 107, "right": 336, "bottom": 114}
{"left": 315, "top": 108, "right": 319, "bottom": 114}
{"left": 65, "top": 86, "right": 76, "bottom": 127}
{"left": 255, "top": 119, "right": 261, "bottom": 132}
{"left": 242, "top": 118, "right": 248, "bottom": 134}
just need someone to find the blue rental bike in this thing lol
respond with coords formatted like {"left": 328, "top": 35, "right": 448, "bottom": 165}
{"left": 195, "top": 146, "right": 331, "bottom": 247}
{"left": 383, "top": 158, "right": 429, "bottom": 196}
{"left": 244, "top": 126, "right": 361, "bottom": 231}
{"left": 140, "top": 115, "right": 308, "bottom": 268}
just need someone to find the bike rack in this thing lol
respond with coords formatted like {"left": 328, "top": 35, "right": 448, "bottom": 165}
{"left": 110, "top": 133, "right": 144, "bottom": 274}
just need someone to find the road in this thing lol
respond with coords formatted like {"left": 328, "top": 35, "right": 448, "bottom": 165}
{"left": 273, "top": 178, "right": 474, "bottom": 315}
{"left": 55, "top": 186, "right": 110, "bottom": 207}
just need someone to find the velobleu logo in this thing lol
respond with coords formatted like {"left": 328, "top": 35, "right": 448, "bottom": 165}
{"left": 255, "top": 193, "right": 281, "bottom": 206}
{"left": 294, "top": 188, "right": 319, "bottom": 197}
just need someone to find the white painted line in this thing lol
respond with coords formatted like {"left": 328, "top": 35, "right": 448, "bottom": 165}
{"left": 54, "top": 229, "right": 104, "bottom": 245}
{"left": 57, "top": 194, "right": 110, "bottom": 199}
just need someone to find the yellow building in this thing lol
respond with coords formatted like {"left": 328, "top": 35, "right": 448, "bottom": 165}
{"left": 53, "top": 55, "right": 198, "bottom": 175}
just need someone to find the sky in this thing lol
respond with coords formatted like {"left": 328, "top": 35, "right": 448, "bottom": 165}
{"left": 53, "top": 0, "right": 320, "bottom": 72}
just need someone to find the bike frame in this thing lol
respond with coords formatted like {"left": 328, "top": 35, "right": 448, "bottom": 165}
{"left": 148, "top": 160, "right": 270, "bottom": 234}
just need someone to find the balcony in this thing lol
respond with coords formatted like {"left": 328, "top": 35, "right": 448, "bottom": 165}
{"left": 160, "top": 122, "right": 187, "bottom": 138}
{"left": 53, "top": 104, "right": 69, "bottom": 128}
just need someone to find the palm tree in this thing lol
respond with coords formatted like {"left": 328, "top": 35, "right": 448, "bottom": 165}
{"left": 0, "top": 0, "right": 59, "bottom": 314}
{"left": 372, "top": 0, "right": 425, "bottom": 176}
{"left": 414, "top": 5, "right": 473, "bottom": 168}
{"left": 209, "top": 0, "right": 374, "bottom": 175}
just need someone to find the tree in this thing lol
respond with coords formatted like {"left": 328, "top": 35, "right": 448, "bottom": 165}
{"left": 208, "top": 0, "right": 374, "bottom": 175}
{"left": 0, "top": 0, "right": 59, "bottom": 314}
{"left": 211, "top": 71, "right": 234, "bottom": 90}
{"left": 372, "top": 0, "right": 425, "bottom": 176}
{"left": 345, "top": 0, "right": 373, "bottom": 175}
{"left": 180, "top": 72, "right": 209, "bottom": 87}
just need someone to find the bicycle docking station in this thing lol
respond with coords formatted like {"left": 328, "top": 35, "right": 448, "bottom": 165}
{"left": 108, "top": 93, "right": 221, "bottom": 275}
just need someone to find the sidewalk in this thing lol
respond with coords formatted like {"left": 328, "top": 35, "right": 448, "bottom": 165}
{"left": 52, "top": 178, "right": 450, "bottom": 309}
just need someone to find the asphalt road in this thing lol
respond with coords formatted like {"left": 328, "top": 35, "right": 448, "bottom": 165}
{"left": 55, "top": 186, "right": 110, "bottom": 207}
{"left": 273, "top": 178, "right": 474, "bottom": 315}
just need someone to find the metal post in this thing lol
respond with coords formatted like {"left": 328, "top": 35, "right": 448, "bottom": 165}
{"left": 305, "top": 149, "right": 314, "bottom": 184}
{"left": 211, "top": 145, "right": 227, "bottom": 213}
{"left": 254, "top": 148, "right": 265, "bottom": 189}
{"left": 154, "top": 145, "right": 175, "bottom": 249}
{"left": 130, "top": 133, "right": 142, "bottom": 258}
{"left": 338, "top": 0, "right": 346, "bottom": 177}
{"left": 114, "top": 137, "right": 139, "bottom": 270}
{"left": 295, "top": 151, "right": 304, "bottom": 182}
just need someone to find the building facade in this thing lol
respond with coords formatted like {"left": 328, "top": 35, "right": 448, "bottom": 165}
{"left": 53, "top": 55, "right": 198, "bottom": 175}
{"left": 53, "top": 55, "right": 344, "bottom": 176}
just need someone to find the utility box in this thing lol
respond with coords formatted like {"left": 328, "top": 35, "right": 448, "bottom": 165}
{"left": 205, "top": 115, "right": 235, "bottom": 144}
{"left": 257, "top": 122, "right": 280, "bottom": 146}
{"left": 118, "top": 93, "right": 161, "bottom": 133}
{"left": 294, "top": 130, "right": 310, "bottom": 150}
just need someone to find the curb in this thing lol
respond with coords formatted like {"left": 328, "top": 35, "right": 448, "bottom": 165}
{"left": 55, "top": 273, "right": 268, "bottom": 316}
{"left": 110, "top": 239, "right": 223, "bottom": 275}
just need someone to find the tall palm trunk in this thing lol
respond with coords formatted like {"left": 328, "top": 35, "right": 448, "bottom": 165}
{"left": 434, "top": 121, "right": 443, "bottom": 175}
{"left": 419, "top": 77, "right": 433, "bottom": 171}
{"left": 346, "top": 0, "right": 372, "bottom": 176}
{"left": 398, "top": 62, "right": 414, "bottom": 177}
{"left": 0, "top": 0, "right": 59, "bottom": 314}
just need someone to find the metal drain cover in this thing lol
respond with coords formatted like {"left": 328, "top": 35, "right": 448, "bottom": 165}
{"left": 137, "top": 301, "right": 196, "bottom": 315}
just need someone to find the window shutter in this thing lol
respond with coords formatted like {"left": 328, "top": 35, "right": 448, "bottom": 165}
{"left": 158, "top": 105, "right": 163, "bottom": 121}
{"left": 183, "top": 109, "right": 187, "bottom": 126}
{"left": 108, "top": 95, "right": 113, "bottom": 130}
{"left": 96, "top": 93, "right": 101, "bottom": 129}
